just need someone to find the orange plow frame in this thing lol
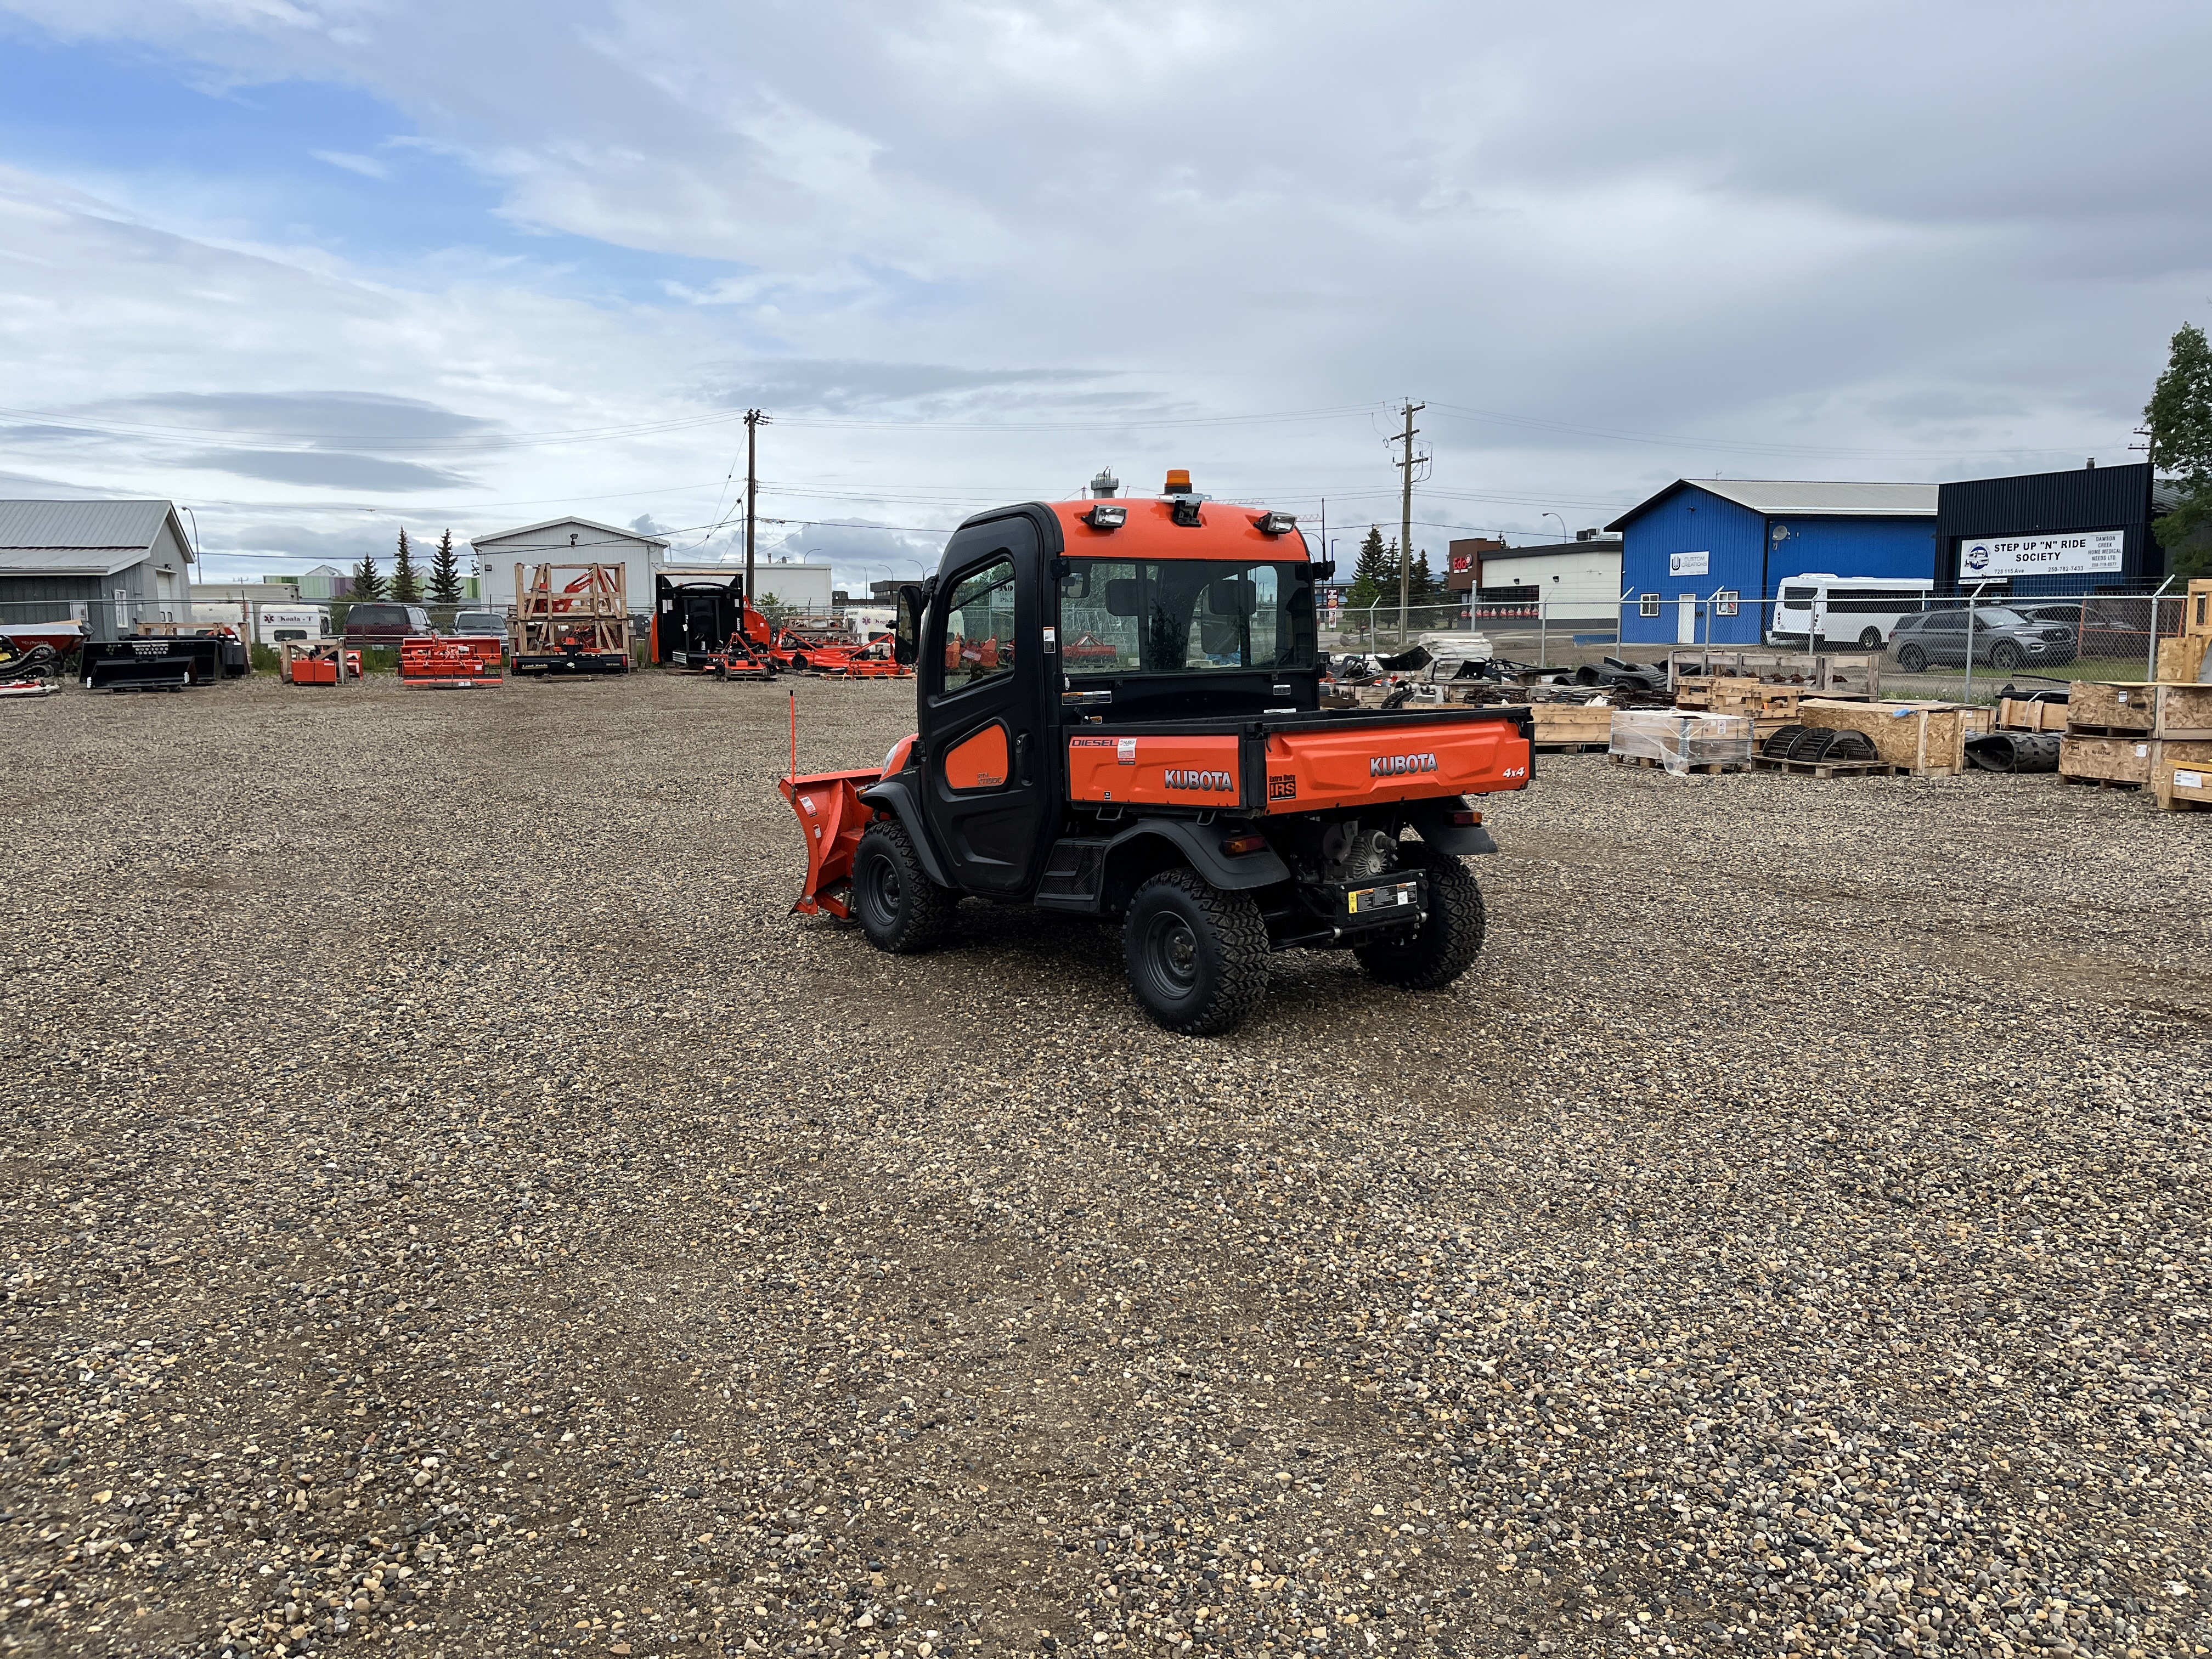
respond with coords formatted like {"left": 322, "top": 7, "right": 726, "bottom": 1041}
{"left": 778, "top": 768, "right": 883, "bottom": 917}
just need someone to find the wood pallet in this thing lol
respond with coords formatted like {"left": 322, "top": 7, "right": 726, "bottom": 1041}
{"left": 1607, "top": 753, "right": 1750, "bottom": 775}
{"left": 1751, "top": 755, "right": 1905, "bottom": 779}
{"left": 1534, "top": 741, "right": 1610, "bottom": 754}
{"left": 2060, "top": 773, "right": 2143, "bottom": 792}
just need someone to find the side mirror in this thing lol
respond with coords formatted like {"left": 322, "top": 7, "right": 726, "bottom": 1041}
{"left": 1307, "top": 560, "right": 1336, "bottom": 583}
{"left": 893, "top": 585, "right": 924, "bottom": 666}
{"left": 1104, "top": 578, "right": 1141, "bottom": 617}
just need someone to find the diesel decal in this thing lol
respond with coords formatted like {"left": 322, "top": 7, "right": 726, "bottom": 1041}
{"left": 1163, "top": 768, "right": 1235, "bottom": 793}
{"left": 1369, "top": 753, "right": 1439, "bottom": 777}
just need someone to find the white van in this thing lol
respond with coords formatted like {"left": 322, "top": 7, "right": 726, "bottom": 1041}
{"left": 191, "top": 602, "right": 334, "bottom": 645}
{"left": 1768, "top": 574, "right": 1933, "bottom": 650}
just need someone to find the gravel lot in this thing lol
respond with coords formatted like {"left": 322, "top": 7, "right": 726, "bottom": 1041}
{"left": 3, "top": 674, "right": 2208, "bottom": 1659}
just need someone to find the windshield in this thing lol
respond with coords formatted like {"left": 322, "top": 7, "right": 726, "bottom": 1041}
{"left": 1060, "top": 558, "right": 1314, "bottom": 675}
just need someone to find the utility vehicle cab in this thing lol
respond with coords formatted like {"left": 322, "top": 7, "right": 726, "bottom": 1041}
{"left": 782, "top": 471, "right": 1534, "bottom": 1034}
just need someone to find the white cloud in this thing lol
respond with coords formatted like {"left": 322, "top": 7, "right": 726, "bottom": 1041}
{"left": 0, "top": 0, "right": 2207, "bottom": 584}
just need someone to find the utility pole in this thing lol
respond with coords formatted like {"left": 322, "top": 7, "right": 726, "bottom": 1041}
{"left": 743, "top": 409, "right": 766, "bottom": 606}
{"left": 1391, "top": 400, "right": 1426, "bottom": 646}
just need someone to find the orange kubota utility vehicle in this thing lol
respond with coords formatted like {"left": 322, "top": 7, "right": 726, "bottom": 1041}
{"left": 781, "top": 472, "right": 1533, "bottom": 1034}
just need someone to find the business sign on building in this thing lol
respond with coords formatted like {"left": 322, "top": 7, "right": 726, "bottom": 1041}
{"left": 1957, "top": 529, "right": 2124, "bottom": 579}
{"left": 1668, "top": 550, "right": 1710, "bottom": 577}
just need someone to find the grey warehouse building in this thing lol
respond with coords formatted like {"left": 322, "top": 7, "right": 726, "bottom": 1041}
{"left": 0, "top": 499, "right": 196, "bottom": 642}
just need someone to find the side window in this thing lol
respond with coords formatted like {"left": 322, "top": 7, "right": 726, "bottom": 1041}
{"left": 1638, "top": 594, "right": 1661, "bottom": 618}
{"left": 942, "top": 556, "right": 1017, "bottom": 691}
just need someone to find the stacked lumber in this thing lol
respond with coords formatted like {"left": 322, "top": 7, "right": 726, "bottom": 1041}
{"left": 2058, "top": 681, "right": 2212, "bottom": 809}
{"left": 1675, "top": 675, "right": 1813, "bottom": 741}
{"left": 1527, "top": 702, "right": 1617, "bottom": 752}
{"left": 1795, "top": 699, "right": 1995, "bottom": 777}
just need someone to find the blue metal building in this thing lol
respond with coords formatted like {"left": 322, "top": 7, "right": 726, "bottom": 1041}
{"left": 1606, "top": 480, "right": 1937, "bottom": 647}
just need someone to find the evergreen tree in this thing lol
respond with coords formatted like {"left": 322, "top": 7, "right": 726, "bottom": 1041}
{"left": 2147, "top": 322, "right": 2212, "bottom": 577}
{"left": 1412, "top": 549, "right": 1451, "bottom": 608}
{"left": 350, "top": 551, "right": 386, "bottom": 602}
{"left": 391, "top": 528, "right": 422, "bottom": 603}
{"left": 429, "top": 528, "right": 463, "bottom": 604}
{"left": 1342, "top": 527, "right": 1391, "bottom": 614}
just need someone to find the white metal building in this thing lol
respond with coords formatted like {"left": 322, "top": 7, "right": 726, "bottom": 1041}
{"left": 470, "top": 517, "right": 672, "bottom": 613}
{"left": 1475, "top": 534, "right": 1623, "bottom": 624}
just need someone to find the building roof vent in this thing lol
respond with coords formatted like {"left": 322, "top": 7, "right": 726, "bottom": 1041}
{"left": 1090, "top": 467, "right": 1120, "bottom": 499}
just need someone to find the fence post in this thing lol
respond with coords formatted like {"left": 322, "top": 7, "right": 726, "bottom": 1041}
{"left": 1963, "top": 581, "right": 1989, "bottom": 706}
{"left": 1539, "top": 597, "right": 1548, "bottom": 669}
{"left": 2146, "top": 578, "right": 2175, "bottom": 682}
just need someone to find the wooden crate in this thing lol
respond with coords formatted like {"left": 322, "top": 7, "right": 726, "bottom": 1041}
{"left": 2059, "top": 734, "right": 2153, "bottom": 787}
{"left": 1996, "top": 697, "right": 2069, "bottom": 733}
{"left": 2154, "top": 740, "right": 2212, "bottom": 811}
{"left": 1796, "top": 699, "right": 1995, "bottom": 776}
{"left": 2153, "top": 683, "right": 2212, "bottom": 738}
{"left": 2154, "top": 635, "right": 2209, "bottom": 684}
{"left": 2067, "top": 681, "right": 2156, "bottom": 733}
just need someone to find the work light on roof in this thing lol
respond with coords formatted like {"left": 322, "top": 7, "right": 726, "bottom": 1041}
{"left": 1164, "top": 469, "right": 1193, "bottom": 495}
{"left": 1252, "top": 511, "right": 1298, "bottom": 536}
{"left": 1082, "top": 504, "right": 1127, "bottom": 531}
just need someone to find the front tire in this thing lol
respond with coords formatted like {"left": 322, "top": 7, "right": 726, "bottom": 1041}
{"left": 1354, "top": 846, "right": 1487, "bottom": 991}
{"left": 853, "top": 821, "right": 957, "bottom": 954}
{"left": 1122, "top": 868, "right": 1268, "bottom": 1036}
{"left": 1989, "top": 642, "right": 2022, "bottom": 670}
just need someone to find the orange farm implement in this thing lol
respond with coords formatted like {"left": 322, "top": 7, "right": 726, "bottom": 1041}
{"left": 281, "top": 642, "right": 363, "bottom": 685}
{"left": 399, "top": 634, "right": 504, "bottom": 689}
{"left": 515, "top": 563, "right": 631, "bottom": 675}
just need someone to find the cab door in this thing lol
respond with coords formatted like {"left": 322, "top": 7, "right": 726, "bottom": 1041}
{"left": 919, "top": 513, "right": 1057, "bottom": 895}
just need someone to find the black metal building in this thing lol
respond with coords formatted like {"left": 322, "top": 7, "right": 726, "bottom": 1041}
{"left": 1933, "top": 462, "right": 2158, "bottom": 596}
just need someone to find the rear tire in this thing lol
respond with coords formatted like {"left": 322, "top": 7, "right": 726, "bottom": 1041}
{"left": 1355, "top": 846, "right": 1487, "bottom": 991}
{"left": 1857, "top": 628, "right": 1883, "bottom": 651}
{"left": 853, "top": 821, "right": 957, "bottom": 954}
{"left": 1122, "top": 868, "right": 1268, "bottom": 1036}
{"left": 1896, "top": 645, "right": 1927, "bottom": 672}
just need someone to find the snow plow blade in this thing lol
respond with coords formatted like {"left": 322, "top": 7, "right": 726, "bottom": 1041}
{"left": 779, "top": 768, "right": 883, "bottom": 918}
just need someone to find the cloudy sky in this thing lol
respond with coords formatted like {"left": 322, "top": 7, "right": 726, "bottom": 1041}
{"left": 1, "top": 0, "right": 2207, "bottom": 585}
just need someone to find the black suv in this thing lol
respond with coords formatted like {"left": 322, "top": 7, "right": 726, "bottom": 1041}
{"left": 1889, "top": 608, "right": 2076, "bottom": 672}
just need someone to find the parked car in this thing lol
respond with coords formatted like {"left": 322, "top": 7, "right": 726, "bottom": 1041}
{"left": 342, "top": 602, "right": 433, "bottom": 649}
{"left": 449, "top": 608, "right": 509, "bottom": 636}
{"left": 1889, "top": 608, "right": 2076, "bottom": 672}
{"left": 2013, "top": 600, "right": 2152, "bottom": 659}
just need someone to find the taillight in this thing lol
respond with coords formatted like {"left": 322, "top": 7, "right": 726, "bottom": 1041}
{"left": 1220, "top": 833, "right": 1269, "bottom": 857}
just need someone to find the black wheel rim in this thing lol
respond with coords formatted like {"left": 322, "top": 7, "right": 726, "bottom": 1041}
{"left": 863, "top": 852, "right": 901, "bottom": 922}
{"left": 1145, "top": 912, "right": 1200, "bottom": 995}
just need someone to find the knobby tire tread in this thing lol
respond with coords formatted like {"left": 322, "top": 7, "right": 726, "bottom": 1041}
{"left": 855, "top": 821, "right": 958, "bottom": 955}
{"left": 1125, "top": 867, "right": 1269, "bottom": 1037}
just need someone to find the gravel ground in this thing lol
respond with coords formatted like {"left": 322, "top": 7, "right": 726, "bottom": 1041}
{"left": 3, "top": 674, "right": 2209, "bottom": 1659}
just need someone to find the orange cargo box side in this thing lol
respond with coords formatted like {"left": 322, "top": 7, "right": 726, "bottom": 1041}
{"left": 1259, "top": 720, "right": 1529, "bottom": 813}
{"left": 1066, "top": 733, "right": 1243, "bottom": 807}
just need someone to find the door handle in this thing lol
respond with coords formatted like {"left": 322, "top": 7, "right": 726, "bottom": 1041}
{"left": 1015, "top": 730, "right": 1031, "bottom": 786}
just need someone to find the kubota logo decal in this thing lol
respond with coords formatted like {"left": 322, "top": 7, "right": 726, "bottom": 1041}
{"left": 1164, "top": 768, "right": 1234, "bottom": 793}
{"left": 1369, "top": 753, "right": 1438, "bottom": 777}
